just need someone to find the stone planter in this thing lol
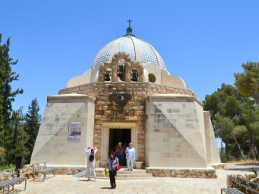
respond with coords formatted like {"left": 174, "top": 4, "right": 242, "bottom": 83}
{"left": 135, "top": 161, "right": 143, "bottom": 169}
{"left": 95, "top": 161, "right": 100, "bottom": 168}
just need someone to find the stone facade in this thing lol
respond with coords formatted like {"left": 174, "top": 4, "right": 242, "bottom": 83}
{"left": 31, "top": 51, "right": 220, "bottom": 171}
{"left": 57, "top": 82, "right": 195, "bottom": 165}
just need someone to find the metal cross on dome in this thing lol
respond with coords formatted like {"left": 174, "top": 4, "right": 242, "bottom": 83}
{"left": 127, "top": 19, "right": 132, "bottom": 27}
{"left": 123, "top": 19, "right": 135, "bottom": 37}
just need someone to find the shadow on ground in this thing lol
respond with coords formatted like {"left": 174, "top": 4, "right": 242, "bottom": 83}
{"left": 78, "top": 180, "right": 91, "bottom": 182}
{"left": 224, "top": 167, "right": 259, "bottom": 172}
{"left": 101, "top": 187, "right": 111, "bottom": 189}
{"left": 32, "top": 176, "right": 54, "bottom": 182}
{"left": 236, "top": 163, "right": 259, "bottom": 166}
{"left": 1, "top": 189, "right": 24, "bottom": 194}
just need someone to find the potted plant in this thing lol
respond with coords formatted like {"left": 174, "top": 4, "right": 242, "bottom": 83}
{"left": 135, "top": 160, "right": 143, "bottom": 169}
{"left": 95, "top": 158, "right": 100, "bottom": 168}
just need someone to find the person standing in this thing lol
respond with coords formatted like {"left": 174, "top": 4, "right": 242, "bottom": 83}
{"left": 125, "top": 143, "right": 136, "bottom": 171}
{"left": 115, "top": 142, "right": 124, "bottom": 165}
{"left": 85, "top": 146, "right": 98, "bottom": 181}
{"left": 105, "top": 151, "right": 119, "bottom": 189}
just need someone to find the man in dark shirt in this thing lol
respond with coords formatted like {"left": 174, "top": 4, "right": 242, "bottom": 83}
{"left": 115, "top": 142, "right": 124, "bottom": 165}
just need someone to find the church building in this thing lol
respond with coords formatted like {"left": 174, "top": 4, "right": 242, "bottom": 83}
{"left": 31, "top": 21, "right": 220, "bottom": 169}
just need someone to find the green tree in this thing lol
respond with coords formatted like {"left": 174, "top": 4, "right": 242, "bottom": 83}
{"left": 0, "top": 35, "right": 3, "bottom": 130}
{"left": 9, "top": 107, "right": 29, "bottom": 164}
{"left": 213, "top": 115, "right": 234, "bottom": 160}
{"left": 239, "top": 103, "right": 259, "bottom": 159}
{"left": 24, "top": 98, "right": 41, "bottom": 162}
{"left": 0, "top": 147, "right": 6, "bottom": 166}
{"left": 234, "top": 61, "right": 259, "bottom": 106}
{"left": 3, "top": 107, "right": 30, "bottom": 164}
{"left": 203, "top": 83, "right": 244, "bottom": 120}
{"left": 214, "top": 115, "right": 247, "bottom": 161}
{"left": 0, "top": 34, "right": 23, "bottom": 148}
{"left": 203, "top": 84, "right": 247, "bottom": 160}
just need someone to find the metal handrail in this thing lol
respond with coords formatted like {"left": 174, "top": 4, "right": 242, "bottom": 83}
{"left": 237, "top": 176, "right": 259, "bottom": 194}
{"left": 0, "top": 168, "right": 14, "bottom": 178}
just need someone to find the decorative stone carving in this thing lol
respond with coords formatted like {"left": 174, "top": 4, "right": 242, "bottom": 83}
{"left": 109, "top": 93, "right": 132, "bottom": 113}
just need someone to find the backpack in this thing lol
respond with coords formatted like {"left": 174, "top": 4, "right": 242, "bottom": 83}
{"left": 89, "top": 155, "right": 94, "bottom": 162}
{"left": 89, "top": 150, "right": 94, "bottom": 162}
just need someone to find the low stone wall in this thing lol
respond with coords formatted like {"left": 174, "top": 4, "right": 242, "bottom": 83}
{"left": 19, "top": 165, "right": 86, "bottom": 176}
{"left": 46, "top": 167, "right": 86, "bottom": 175}
{"left": 210, "top": 163, "right": 226, "bottom": 170}
{"left": 227, "top": 174, "right": 259, "bottom": 194}
{"left": 146, "top": 168, "right": 217, "bottom": 178}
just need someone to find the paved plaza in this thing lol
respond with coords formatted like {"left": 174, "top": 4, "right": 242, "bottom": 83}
{"left": 10, "top": 166, "right": 255, "bottom": 194}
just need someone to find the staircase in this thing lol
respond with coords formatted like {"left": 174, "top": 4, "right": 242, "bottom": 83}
{"left": 94, "top": 168, "right": 153, "bottom": 180}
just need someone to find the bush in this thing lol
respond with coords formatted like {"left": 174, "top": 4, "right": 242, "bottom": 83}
{"left": 0, "top": 147, "right": 6, "bottom": 166}
{"left": 0, "top": 164, "right": 16, "bottom": 171}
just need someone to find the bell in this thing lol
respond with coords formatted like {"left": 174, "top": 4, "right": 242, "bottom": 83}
{"left": 117, "top": 64, "right": 124, "bottom": 76}
{"left": 131, "top": 70, "right": 138, "bottom": 81}
{"left": 104, "top": 71, "right": 110, "bottom": 81}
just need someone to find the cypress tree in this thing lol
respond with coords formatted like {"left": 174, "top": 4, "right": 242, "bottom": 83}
{"left": 0, "top": 34, "right": 23, "bottom": 151}
{"left": 24, "top": 98, "right": 41, "bottom": 162}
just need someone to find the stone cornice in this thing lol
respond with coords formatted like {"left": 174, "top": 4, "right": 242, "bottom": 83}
{"left": 59, "top": 82, "right": 194, "bottom": 94}
{"left": 47, "top": 94, "right": 96, "bottom": 102}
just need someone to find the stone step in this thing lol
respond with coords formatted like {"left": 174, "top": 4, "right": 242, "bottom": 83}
{"left": 84, "top": 168, "right": 153, "bottom": 179}
{"left": 96, "top": 177, "right": 153, "bottom": 180}
{"left": 95, "top": 173, "right": 152, "bottom": 178}
{"left": 95, "top": 171, "right": 148, "bottom": 175}
{"left": 95, "top": 169, "right": 147, "bottom": 174}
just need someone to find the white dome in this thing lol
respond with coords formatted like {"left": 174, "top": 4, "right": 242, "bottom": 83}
{"left": 91, "top": 36, "right": 167, "bottom": 70}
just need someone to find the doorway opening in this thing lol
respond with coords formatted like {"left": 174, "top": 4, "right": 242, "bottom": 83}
{"left": 109, "top": 128, "right": 131, "bottom": 165}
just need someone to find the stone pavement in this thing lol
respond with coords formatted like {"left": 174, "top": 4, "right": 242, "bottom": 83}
{"left": 9, "top": 167, "right": 254, "bottom": 194}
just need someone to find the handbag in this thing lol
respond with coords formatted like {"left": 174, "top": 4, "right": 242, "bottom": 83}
{"left": 116, "top": 163, "right": 121, "bottom": 171}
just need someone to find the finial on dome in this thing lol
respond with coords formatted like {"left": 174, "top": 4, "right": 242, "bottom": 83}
{"left": 127, "top": 19, "right": 132, "bottom": 27}
{"left": 123, "top": 19, "right": 135, "bottom": 37}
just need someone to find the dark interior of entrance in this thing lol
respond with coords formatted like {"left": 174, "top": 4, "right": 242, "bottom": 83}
{"left": 109, "top": 128, "right": 131, "bottom": 165}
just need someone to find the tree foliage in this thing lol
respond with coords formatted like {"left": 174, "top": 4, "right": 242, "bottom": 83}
{"left": 234, "top": 61, "right": 259, "bottom": 106}
{"left": 24, "top": 98, "right": 41, "bottom": 163}
{"left": 0, "top": 34, "right": 41, "bottom": 166}
{"left": 203, "top": 84, "right": 253, "bottom": 161}
{"left": 205, "top": 61, "right": 259, "bottom": 161}
{"left": 0, "top": 34, "right": 23, "bottom": 147}
{"left": 203, "top": 83, "right": 244, "bottom": 121}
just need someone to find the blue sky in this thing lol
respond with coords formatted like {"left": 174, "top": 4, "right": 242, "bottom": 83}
{"left": 2, "top": 1, "right": 259, "bottom": 147}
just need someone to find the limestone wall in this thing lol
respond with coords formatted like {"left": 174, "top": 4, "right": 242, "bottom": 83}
{"left": 31, "top": 94, "right": 95, "bottom": 166}
{"left": 204, "top": 111, "right": 221, "bottom": 164}
{"left": 146, "top": 95, "right": 208, "bottom": 168}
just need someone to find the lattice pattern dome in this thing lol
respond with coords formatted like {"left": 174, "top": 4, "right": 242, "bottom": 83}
{"left": 91, "top": 36, "right": 167, "bottom": 70}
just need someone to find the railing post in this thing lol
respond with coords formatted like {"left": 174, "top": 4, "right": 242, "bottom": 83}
{"left": 33, "top": 164, "right": 35, "bottom": 181}
{"left": 237, "top": 177, "right": 240, "bottom": 190}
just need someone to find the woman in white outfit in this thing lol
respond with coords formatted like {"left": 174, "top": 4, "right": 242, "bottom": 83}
{"left": 85, "top": 146, "right": 98, "bottom": 181}
{"left": 125, "top": 143, "right": 136, "bottom": 171}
